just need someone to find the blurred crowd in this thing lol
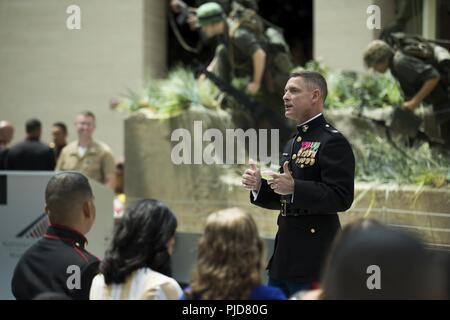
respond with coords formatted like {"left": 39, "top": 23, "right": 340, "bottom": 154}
{"left": 1, "top": 113, "right": 126, "bottom": 217}
{"left": 10, "top": 171, "right": 450, "bottom": 300}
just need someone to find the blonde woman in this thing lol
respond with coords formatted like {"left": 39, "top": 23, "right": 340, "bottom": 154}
{"left": 182, "top": 208, "right": 286, "bottom": 300}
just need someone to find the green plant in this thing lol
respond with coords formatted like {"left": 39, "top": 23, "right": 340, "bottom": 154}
{"left": 304, "top": 60, "right": 404, "bottom": 110}
{"left": 354, "top": 133, "right": 450, "bottom": 187}
{"left": 303, "top": 59, "right": 330, "bottom": 77}
{"left": 114, "top": 66, "right": 219, "bottom": 116}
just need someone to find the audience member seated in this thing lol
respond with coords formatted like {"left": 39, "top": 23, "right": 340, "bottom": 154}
{"left": 33, "top": 292, "right": 72, "bottom": 300}
{"left": 11, "top": 172, "right": 99, "bottom": 300}
{"left": 5, "top": 118, "right": 55, "bottom": 170}
{"left": 89, "top": 199, "right": 182, "bottom": 300}
{"left": 318, "top": 219, "right": 447, "bottom": 300}
{"left": 182, "top": 207, "right": 286, "bottom": 300}
{"left": 0, "top": 120, "right": 14, "bottom": 169}
{"left": 433, "top": 248, "right": 450, "bottom": 299}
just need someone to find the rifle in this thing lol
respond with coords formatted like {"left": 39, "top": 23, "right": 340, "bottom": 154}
{"left": 197, "top": 64, "right": 292, "bottom": 136}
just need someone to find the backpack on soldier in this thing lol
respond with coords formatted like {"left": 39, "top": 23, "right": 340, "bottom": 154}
{"left": 227, "top": 2, "right": 293, "bottom": 75}
{"left": 385, "top": 32, "right": 434, "bottom": 61}
{"left": 385, "top": 32, "right": 450, "bottom": 90}
{"left": 228, "top": 2, "right": 265, "bottom": 40}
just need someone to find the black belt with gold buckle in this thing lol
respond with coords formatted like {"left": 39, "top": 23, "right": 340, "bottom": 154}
{"left": 280, "top": 199, "right": 288, "bottom": 216}
{"left": 280, "top": 199, "right": 303, "bottom": 216}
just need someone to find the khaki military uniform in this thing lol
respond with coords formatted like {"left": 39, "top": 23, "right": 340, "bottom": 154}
{"left": 56, "top": 140, "right": 115, "bottom": 184}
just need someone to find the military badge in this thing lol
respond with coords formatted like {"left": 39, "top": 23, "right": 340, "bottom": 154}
{"left": 295, "top": 141, "right": 320, "bottom": 168}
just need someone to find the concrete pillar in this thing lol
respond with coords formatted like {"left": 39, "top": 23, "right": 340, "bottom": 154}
{"left": 0, "top": 0, "right": 162, "bottom": 158}
{"left": 143, "top": 0, "right": 167, "bottom": 79}
{"left": 314, "top": 0, "right": 374, "bottom": 72}
{"left": 422, "top": 0, "right": 436, "bottom": 39}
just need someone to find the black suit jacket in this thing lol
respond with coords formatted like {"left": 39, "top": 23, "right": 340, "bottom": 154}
{"left": 0, "top": 148, "right": 8, "bottom": 170}
{"left": 6, "top": 139, "right": 55, "bottom": 170}
{"left": 11, "top": 225, "right": 99, "bottom": 300}
{"left": 251, "top": 114, "right": 355, "bottom": 283}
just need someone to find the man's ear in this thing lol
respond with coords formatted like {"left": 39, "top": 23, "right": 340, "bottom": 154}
{"left": 82, "top": 200, "right": 91, "bottom": 219}
{"left": 44, "top": 204, "right": 49, "bottom": 215}
{"left": 311, "top": 89, "right": 321, "bottom": 103}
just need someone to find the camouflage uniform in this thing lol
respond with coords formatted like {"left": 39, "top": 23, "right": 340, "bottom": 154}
{"left": 198, "top": 2, "right": 293, "bottom": 142}
{"left": 391, "top": 51, "right": 450, "bottom": 145}
{"left": 364, "top": 40, "right": 450, "bottom": 146}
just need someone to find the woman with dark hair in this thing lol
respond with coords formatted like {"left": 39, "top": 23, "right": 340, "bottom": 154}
{"left": 90, "top": 199, "right": 182, "bottom": 300}
{"left": 318, "top": 219, "right": 447, "bottom": 300}
{"left": 182, "top": 207, "right": 286, "bottom": 300}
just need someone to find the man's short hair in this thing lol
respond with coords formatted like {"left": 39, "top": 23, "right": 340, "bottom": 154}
{"left": 53, "top": 122, "right": 68, "bottom": 135}
{"left": 289, "top": 71, "right": 328, "bottom": 102}
{"left": 25, "top": 118, "right": 41, "bottom": 134}
{"left": 45, "top": 172, "right": 93, "bottom": 222}
{"left": 78, "top": 111, "right": 96, "bottom": 121}
{"left": 363, "top": 40, "right": 394, "bottom": 68}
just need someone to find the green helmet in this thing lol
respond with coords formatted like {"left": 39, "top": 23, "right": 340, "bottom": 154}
{"left": 197, "top": 2, "right": 225, "bottom": 27}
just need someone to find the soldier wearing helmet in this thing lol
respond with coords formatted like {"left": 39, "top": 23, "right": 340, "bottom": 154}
{"left": 364, "top": 40, "right": 450, "bottom": 146}
{"left": 196, "top": 2, "right": 293, "bottom": 144}
{"left": 197, "top": 2, "right": 267, "bottom": 96}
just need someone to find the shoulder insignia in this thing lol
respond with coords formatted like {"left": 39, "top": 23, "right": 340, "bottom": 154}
{"left": 324, "top": 124, "right": 339, "bottom": 134}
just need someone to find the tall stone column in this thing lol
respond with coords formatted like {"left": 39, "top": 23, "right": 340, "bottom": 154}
{"left": 143, "top": 0, "right": 167, "bottom": 79}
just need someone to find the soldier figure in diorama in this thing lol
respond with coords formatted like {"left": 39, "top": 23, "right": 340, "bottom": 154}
{"left": 193, "top": 1, "right": 294, "bottom": 143}
{"left": 170, "top": 0, "right": 260, "bottom": 26}
{"left": 363, "top": 39, "right": 450, "bottom": 147}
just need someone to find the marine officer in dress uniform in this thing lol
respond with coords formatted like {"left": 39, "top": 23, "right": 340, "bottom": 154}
{"left": 241, "top": 71, "right": 355, "bottom": 297}
{"left": 11, "top": 172, "right": 99, "bottom": 300}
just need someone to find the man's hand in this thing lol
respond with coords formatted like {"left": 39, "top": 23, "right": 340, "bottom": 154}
{"left": 242, "top": 159, "right": 262, "bottom": 191}
{"left": 246, "top": 81, "right": 261, "bottom": 95}
{"left": 170, "top": 0, "right": 183, "bottom": 13}
{"left": 186, "top": 12, "right": 198, "bottom": 30}
{"left": 403, "top": 98, "right": 419, "bottom": 112}
{"left": 269, "top": 162, "right": 295, "bottom": 195}
{"left": 403, "top": 77, "right": 439, "bottom": 112}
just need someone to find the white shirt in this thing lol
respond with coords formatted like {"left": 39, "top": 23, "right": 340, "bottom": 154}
{"left": 77, "top": 146, "right": 87, "bottom": 158}
{"left": 297, "top": 112, "right": 322, "bottom": 127}
{"left": 89, "top": 267, "right": 183, "bottom": 300}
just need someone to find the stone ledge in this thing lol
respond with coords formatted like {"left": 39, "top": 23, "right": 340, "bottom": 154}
{"left": 125, "top": 109, "right": 450, "bottom": 247}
